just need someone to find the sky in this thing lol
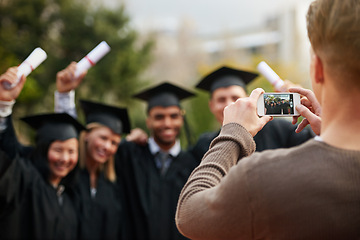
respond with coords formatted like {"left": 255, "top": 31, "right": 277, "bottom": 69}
{"left": 115, "top": 0, "right": 309, "bottom": 35}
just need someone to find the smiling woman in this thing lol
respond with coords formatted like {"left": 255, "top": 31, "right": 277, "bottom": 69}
{"left": 0, "top": 60, "right": 87, "bottom": 240}
{"left": 0, "top": 112, "right": 85, "bottom": 240}
{"left": 47, "top": 138, "right": 79, "bottom": 185}
{"left": 75, "top": 99, "right": 131, "bottom": 240}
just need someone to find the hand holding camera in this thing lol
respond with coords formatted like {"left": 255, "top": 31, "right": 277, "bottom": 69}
{"left": 223, "top": 88, "right": 272, "bottom": 137}
{"left": 289, "top": 87, "right": 322, "bottom": 135}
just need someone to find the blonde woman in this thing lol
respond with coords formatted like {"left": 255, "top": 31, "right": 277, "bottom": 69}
{"left": 75, "top": 99, "right": 130, "bottom": 240}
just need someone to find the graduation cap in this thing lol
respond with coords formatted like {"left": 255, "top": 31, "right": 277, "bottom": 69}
{"left": 79, "top": 99, "right": 131, "bottom": 135}
{"left": 196, "top": 66, "right": 258, "bottom": 93}
{"left": 133, "top": 82, "right": 195, "bottom": 112}
{"left": 21, "top": 113, "right": 86, "bottom": 143}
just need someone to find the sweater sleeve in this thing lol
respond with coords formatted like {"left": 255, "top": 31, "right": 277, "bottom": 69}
{"left": 176, "top": 122, "right": 255, "bottom": 240}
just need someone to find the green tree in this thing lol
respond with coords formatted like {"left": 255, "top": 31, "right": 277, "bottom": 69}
{"left": 0, "top": 0, "right": 154, "bottom": 112}
{"left": 0, "top": 0, "right": 154, "bottom": 140}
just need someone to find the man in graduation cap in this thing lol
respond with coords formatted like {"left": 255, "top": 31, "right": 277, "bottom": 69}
{"left": 115, "top": 82, "right": 198, "bottom": 240}
{"left": 191, "top": 65, "right": 315, "bottom": 161}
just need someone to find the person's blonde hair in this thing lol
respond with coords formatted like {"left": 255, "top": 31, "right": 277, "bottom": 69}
{"left": 307, "top": 0, "right": 360, "bottom": 89}
{"left": 79, "top": 123, "right": 117, "bottom": 182}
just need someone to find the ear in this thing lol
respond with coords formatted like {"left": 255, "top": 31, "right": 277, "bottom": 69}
{"left": 314, "top": 54, "right": 324, "bottom": 84}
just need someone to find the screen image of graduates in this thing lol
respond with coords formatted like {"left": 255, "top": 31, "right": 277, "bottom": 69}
{"left": 264, "top": 94, "right": 294, "bottom": 115}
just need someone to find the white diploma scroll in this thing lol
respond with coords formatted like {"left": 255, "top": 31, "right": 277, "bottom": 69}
{"left": 74, "top": 41, "right": 111, "bottom": 78}
{"left": 257, "top": 61, "right": 285, "bottom": 91}
{"left": 4, "top": 47, "right": 47, "bottom": 89}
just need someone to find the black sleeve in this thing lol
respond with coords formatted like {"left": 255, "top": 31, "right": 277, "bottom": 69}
{"left": 0, "top": 115, "right": 33, "bottom": 159}
{"left": 0, "top": 150, "right": 36, "bottom": 217}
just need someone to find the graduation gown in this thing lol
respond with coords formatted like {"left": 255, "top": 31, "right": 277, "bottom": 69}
{"left": 76, "top": 169, "right": 124, "bottom": 240}
{"left": 115, "top": 140, "right": 199, "bottom": 240}
{"left": 190, "top": 118, "right": 315, "bottom": 161}
{"left": 0, "top": 115, "right": 33, "bottom": 159}
{"left": 0, "top": 150, "right": 79, "bottom": 240}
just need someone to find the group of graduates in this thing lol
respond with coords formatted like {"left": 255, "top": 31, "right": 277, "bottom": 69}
{"left": 265, "top": 98, "right": 292, "bottom": 115}
{"left": 0, "top": 61, "right": 314, "bottom": 240}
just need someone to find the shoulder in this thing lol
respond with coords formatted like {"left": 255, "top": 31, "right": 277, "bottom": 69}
{"left": 229, "top": 139, "right": 360, "bottom": 204}
{"left": 117, "top": 139, "right": 149, "bottom": 155}
{"left": 248, "top": 140, "right": 314, "bottom": 164}
{"left": 236, "top": 140, "right": 333, "bottom": 181}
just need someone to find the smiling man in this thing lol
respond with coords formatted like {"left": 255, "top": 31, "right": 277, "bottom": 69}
{"left": 115, "top": 82, "right": 198, "bottom": 240}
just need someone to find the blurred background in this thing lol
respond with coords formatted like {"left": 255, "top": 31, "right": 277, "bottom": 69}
{"left": 0, "top": 0, "right": 313, "bottom": 147}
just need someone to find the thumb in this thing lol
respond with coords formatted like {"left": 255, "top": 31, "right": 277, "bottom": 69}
{"left": 296, "top": 104, "right": 317, "bottom": 124}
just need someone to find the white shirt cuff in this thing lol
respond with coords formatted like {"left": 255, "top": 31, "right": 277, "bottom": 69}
{"left": 0, "top": 100, "right": 15, "bottom": 118}
{"left": 54, "top": 90, "right": 77, "bottom": 118}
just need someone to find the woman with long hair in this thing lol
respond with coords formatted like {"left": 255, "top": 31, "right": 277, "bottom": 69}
{"left": 75, "top": 99, "right": 130, "bottom": 240}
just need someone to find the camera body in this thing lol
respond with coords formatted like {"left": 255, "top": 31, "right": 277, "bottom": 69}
{"left": 257, "top": 93, "right": 300, "bottom": 117}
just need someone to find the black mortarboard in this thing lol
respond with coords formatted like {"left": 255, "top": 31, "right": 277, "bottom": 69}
{"left": 196, "top": 66, "right": 258, "bottom": 93}
{"left": 79, "top": 99, "right": 131, "bottom": 135}
{"left": 133, "top": 82, "right": 195, "bottom": 112}
{"left": 21, "top": 113, "right": 86, "bottom": 143}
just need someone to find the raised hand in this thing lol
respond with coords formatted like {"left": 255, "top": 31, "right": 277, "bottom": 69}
{"left": 223, "top": 88, "right": 272, "bottom": 137}
{"left": 56, "top": 62, "right": 86, "bottom": 93}
{"left": 0, "top": 67, "right": 26, "bottom": 102}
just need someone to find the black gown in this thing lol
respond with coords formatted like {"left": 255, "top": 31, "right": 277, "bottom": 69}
{"left": 0, "top": 115, "right": 33, "bottom": 159}
{"left": 0, "top": 115, "right": 126, "bottom": 240}
{"left": 76, "top": 169, "right": 124, "bottom": 240}
{"left": 0, "top": 150, "right": 79, "bottom": 240}
{"left": 190, "top": 118, "right": 315, "bottom": 161}
{"left": 0, "top": 115, "right": 80, "bottom": 239}
{"left": 115, "top": 140, "right": 199, "bottom": 240}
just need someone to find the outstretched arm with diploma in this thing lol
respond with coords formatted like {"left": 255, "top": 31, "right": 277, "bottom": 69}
{"left": 54, "top": 41, "right": 111, "bottom": 117}
{"left": 54, "top": 62, "right": 86, "bottom": 118}
{"left": 0, "top": 67, "right": 30, "bottom": 159}
{"left": 56, "top": 62, "right": 87, "bottom": 93}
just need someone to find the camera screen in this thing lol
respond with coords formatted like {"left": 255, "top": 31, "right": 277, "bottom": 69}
{"left": 263, "top": 93, "right": 294, "bottom": 115}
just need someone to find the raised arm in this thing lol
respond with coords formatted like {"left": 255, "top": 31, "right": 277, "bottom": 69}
{"left": 0, "top": 67, "right": 29, "bottom": 158}
{"left": 54, "top": 62, "right": 86, "bottom": 118}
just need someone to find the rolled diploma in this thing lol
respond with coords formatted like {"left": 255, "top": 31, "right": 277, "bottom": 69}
{"left": 4, "top": 47, "right": 47, "bottom": 89}
{"left": 74, "top": 41, "right": 111, "bottom": 78}
{"left": 257, "top": 61, "right": 284, "bottom": 91}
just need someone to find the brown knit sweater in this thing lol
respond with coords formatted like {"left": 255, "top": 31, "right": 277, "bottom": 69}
{"left": 176, "top": 123, "right": 360, "bottom": 240}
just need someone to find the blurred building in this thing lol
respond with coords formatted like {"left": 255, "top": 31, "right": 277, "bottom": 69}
{"left": 132, "top": 0, "right": 313, "bottom": 88}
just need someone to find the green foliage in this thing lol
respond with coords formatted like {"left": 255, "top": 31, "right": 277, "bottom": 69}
{"left": 0, "top": 0, "right": 154, "bottom": 112}
{"left": 0, "top": 0, "right": 154, "bottom": 143}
